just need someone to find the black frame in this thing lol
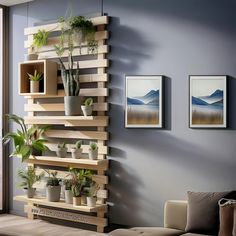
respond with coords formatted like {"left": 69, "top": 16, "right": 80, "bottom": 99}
{"left": 189, "top": 75, "right": 227, "bottom": 129}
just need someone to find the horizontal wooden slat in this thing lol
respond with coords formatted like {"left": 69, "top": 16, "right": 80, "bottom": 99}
{"left": 35, "top": 168, "right": 108, "bottom": 185}
{"left": 38, "top": 45, "right": 109, "bottom": 59}
{"left": 46, "top": 143, "right": 108, "bottom": 155}
{"left": 24, "top": 103, "right": 108, "bottom": 112}
{"left": 24, "top": 31, "right": 109, "bottom": 49}
{"left": 25, "top": 88, "right": 108, "bottom": 98}
{"left": 58, "top": 74, "right": 109, "bottom": 84}
{"left": 25, "top": 156, "right": 109, "bottom": 170}
{"left": 45, "top": 130, "right": 108, "bottom": 141}
{"left": 24, "top": 116, "right": 108, "bottom": 127}
{"left": 24, "top": 16, "right": 109, "bottom": 35}
{"left": 14, "top": 195, "right": 107, "bottom": 213}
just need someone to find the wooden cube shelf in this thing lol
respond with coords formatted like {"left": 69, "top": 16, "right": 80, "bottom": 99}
{"left": 19, "top": 60, "right": 58, "bottom": 96}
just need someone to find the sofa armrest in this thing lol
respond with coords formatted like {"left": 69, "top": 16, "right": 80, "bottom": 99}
{"left": 164, "top": 200, "right": 187, "bottom": 231}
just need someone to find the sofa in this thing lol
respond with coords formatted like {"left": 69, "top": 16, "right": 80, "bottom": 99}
{"left": 109, "top": 200, "right": 212, "bottom": 236}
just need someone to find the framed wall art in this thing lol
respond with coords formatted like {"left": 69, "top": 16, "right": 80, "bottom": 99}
{"left": 189, "top": 75, "right": 227, "bottom": 128}
{"left": 125, "top": 75, "right": 163, "bottom": 128}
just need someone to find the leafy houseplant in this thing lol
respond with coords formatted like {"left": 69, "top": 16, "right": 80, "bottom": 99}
{"left": 85, "top": 181, "right": 99, "bottom": 207}
{"left": 63, "top": 179, "right": 73, "bottom": 204}
{"left": 3, "top": 114, "right": 50, "bottom": 162}
{"left": 54, "top": 16, "right": 97, "bottom": 116}
{"left": 88, "top": 142, "right": 98, "bottom": 160}
{"left": 81, "top": 98, "right": 93, "bottom": 116}
{"left": 17, "top": 166, "right": 44, "bottom": 198}
{"left": 56, "top": 142, "right": 68, "bottom": 158}
{"left": 45, "top": 170, "right": 61, "bottom": 202}
{"left": 27, "top": 70, "right": 43, "bottom": 93}
{"left": 71, "top": 140, "right": 82, "bottom": 159}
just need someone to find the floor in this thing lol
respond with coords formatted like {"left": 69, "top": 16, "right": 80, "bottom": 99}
{"left": 0, "top": 215, "right": 107, "bottom": 236}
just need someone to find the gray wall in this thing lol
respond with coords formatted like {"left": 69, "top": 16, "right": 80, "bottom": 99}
{"left": 9, "top": 0, "right": 236, "bottom": 227}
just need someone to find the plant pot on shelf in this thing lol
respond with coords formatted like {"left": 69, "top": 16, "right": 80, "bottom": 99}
{"left": 56, "top": 147, "right": 68, "bottom": 158}
{"left": 71, "top": 148, "right": 82, "bottom": 159}
{"left": 64, "top": 96, "right": 82, "bottom": 116}
{"left": 73, "top": 196, "right": 81, "bottom": 206}
{"left": 81, "top": 105, "right": 93, "bottom": 116}
{"left": 81, "top": 195, "right": 87, "bottom": 205}
{"left": 27, "top": 53, "right": 38, "bottom": 61}
{"left": 30, "top": 81, "right": 40, "bottom": 93}
{"left": 24, "top": 187, "right": 36, "bottom": 198}
{"left": 64, "top": 190, "right": 73, "bottom": 204}
{"left": 46, "top": 185, "right": 61, "bottom": 202}
{"left": 88, "top": 149, "right": 98, "bottom": 160}
{"left": 87, "top": 197, "right": 96, "bottom": 207}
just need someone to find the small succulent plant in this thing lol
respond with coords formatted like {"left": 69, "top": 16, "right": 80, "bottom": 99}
{"left": 84, "top": 98, "right": 93, "bottom": 107}
{"left": 75, "top": 140, "right": 82, "bottom": 149}
{"left": 27, "top": 70, "right": 43, "bottom": 81}
{"left": 89, "top": 142, "right": 98, "bottom": 151}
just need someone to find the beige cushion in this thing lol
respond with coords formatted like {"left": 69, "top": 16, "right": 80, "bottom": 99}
{"left": 181, "top": 234, "right": 213, "bottom": 236}
{"left": 164, "top": 200, "right": 187, "bottom": 231}
{"left": 132, "top": 227, "right": 184, "bottom": 236}
{"left": 108, "top": 229, "right": 155, "bottom": 236}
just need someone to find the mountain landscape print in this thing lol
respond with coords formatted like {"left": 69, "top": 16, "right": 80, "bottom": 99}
{"left": 190, "top": 76, "right": 227, "bottom": 128}
{"left": 126, "top": 76, "right": 162, "bottom": 128}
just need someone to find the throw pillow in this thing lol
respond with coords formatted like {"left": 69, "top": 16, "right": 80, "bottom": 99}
{"left": 185, "top": 191, "right": 228, "bottom": 235}
{"left": 218, "top": 191, "right": 236, "bottom": 236}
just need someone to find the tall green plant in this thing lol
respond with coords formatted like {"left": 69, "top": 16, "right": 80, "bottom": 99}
{"left": 18, "top": 166, "right": 44, "bottom": 189}
{"left": 3, "top": 114, "right": 50, "bottom": 162}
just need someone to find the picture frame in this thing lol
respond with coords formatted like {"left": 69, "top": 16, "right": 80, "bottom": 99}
{"left": 189, "top": 75, "right": 227, "bottom": 128}
{"left": 125, "top": 75, "right": 163, "bottom": 128}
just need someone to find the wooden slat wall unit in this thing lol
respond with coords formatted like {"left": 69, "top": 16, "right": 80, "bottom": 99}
{"left": 15, "top": 15, "right": 109, "bottom": 233}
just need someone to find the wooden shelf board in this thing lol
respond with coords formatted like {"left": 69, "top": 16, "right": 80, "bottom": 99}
{"left": 25, "top": 156, "right": 109, "bottom": 170}
{"left": 14, "top": 195, "right": 106, "bottom": 213}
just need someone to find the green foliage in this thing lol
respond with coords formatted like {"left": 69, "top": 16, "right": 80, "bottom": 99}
{"left": 58, "top": 142, "right": 66, "bottom": 149}
{"left": 45, "top": 170, "right": 60, "bottom": 186}
{"left": 27, "top": 70, "right": 43, "bottom": 82}
{"left": 84, "top": 98, "right": 93, "bottom": 106}
{"left": 75, "top": 140, "right": 82, "bottom": 149}
{"left": 89, "top": 142, "right": 98, "bottom": 151}
{"left": 85, "top": 181, "right": 99, "bottom": 197}
{"left": 3, "top": 114, "right": 50, "bottom": 162}
{"left": 33, "top": 29, "right": 49, "bottom": 49}
{"left": 17, "top": 166, "right": 44, "bottom": 189}
{"left": 63, "top": 179, "right": 72, "bottom": 190}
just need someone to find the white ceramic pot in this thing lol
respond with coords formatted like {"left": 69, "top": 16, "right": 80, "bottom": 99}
{"left": 71, "top": 148, "right": 82, "bottom": 159}
{"left": 88, "top": 149, "right": 98, "bottom": 160}
{"left": 64, "top": 190, "right": 73, "bottom": 204}
{"left": 87, "top": 197, "right": 96, "bottom": 207}
{"left": 81, "top": 105, "right": 93, "bottom": 116}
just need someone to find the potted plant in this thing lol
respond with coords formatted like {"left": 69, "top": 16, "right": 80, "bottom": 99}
{"left": 63, "top": 179, "right": 73, "bottom": 204}
{"left": 54, "top": 16, "right": 97, "bottom": 116}
{"left": 45, "top": 170, "right": 61, "bottom": 202}
{"left": 56, "top": 142, "right": 68, "bottom": 158}
{"left": 79, "top": 169, "right": 93, "bottom": 205}
{"left": 81, "top": 98, "right": 93, "bottom": 116}
{"left": 27, "top": 46, "right": 38, "bottom": 61}
{"left": 3, "top": 114, "right": 50, "bottom": 162}
{"left": 27, "top": 70, "right": 43, "bottom": 93}
{"left": 88, "top": 142, "right": 98, "bottom": 160}
{"left": 17, "top": 166, "right": 44, "bottom": 198}
{"left": 71, "top": 140, "right": 82, "bottom": 159}
{"left": 85, "top": 181, "right": 99, "bottom": 207}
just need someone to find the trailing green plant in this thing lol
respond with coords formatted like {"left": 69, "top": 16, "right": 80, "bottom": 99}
{"left": 17, "top": 166, "right": 44, "bottom": 189}
{"left": 89, "top": 142, "right": 98, "bottom": 151}
{"left": 3, "top": 114, "right": 50, "bottom": 162}
{"left": 75, "top": 140, "right": 82, "bottom": 149}
{"left": 45, "top": 170, "right": 61, "bottom": 186}
{"left": 27, "top": 70, "right": 43, "bottom": 81}
{"left": 58, "top": 142, "right": 66, "bottom": 149}
{"left": 84, "top": 98, "right": 93, "bottom": 107}
{"left": 33, "top": 29, "right": 49, "bottom": 49}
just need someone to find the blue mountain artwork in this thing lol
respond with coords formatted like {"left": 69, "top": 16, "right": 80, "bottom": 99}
{"left": 209, "top": 89, "right": 223, "bottom": 98}
{"left": 192, "top": 96, "right": 209, "bottom": 106}
{"left": 127, "top": 97, "right": 144, "bottom": 105}
{"left": 135, "top": 90, "right": 159, "bottom": 105}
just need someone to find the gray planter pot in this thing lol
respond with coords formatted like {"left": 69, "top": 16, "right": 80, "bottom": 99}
{"left": 64, "top": 190, "right": 73, "bottom": 204}
{"left": 24, "top": 188, "right": 36, "bottom": 198}
{"left": 27, "top": 54, "right": 38, "bottom": 61}
{"left": 81, "top": 105, "right": 93, "bottom": 116}
{"left": 71, "top": 148, "right": 82, "bottom": 159}
{"left": 30, "top": 81, "right": 39, "bottom": 93}
{"left": 46, "top": 185, "right": 61, "bottom": 202}
{"left": 87, "top": 197, "right": 96, "bottom": 207}
{"left": 89, "top": 149, "right": 98, "bottom": 160}
{"left": 56, "top": 147, "right": 68, "bottom": 158}
{"left": 73, "top": 197, "right": 81, "bottom": 206}
{"left": 64, "top": 96, "right": 82, "bottom": 116}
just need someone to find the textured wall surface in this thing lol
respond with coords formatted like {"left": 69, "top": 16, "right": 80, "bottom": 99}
{"left": 9, "top": 0, "right": 236, "bottom": 227}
